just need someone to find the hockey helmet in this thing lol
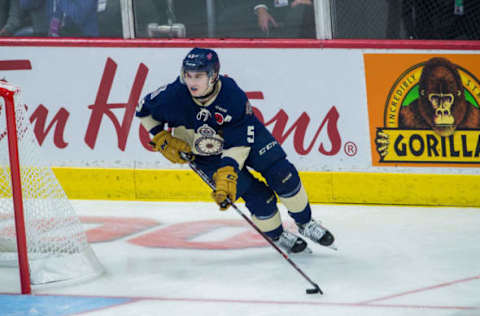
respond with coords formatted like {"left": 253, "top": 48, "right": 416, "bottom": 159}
{"left": 180, "top": 47, "right": 220, "bottom": 84}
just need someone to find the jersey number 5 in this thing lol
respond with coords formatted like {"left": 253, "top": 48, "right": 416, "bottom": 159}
{"left": 247, "top": 126, "right": 255, "bottom": 143}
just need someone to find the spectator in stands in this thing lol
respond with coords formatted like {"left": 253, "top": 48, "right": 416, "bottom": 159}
{"left": 253, "top": 0, "right": 315, "bottom": 38}
{"left": 17, "top": 0, "right": 48, "bottom": 36}
{"left": 0, "top": 0, "right": 23, "bottom": 36}
{"left": 18, "top": 0, "right": 99, "bottom": 37}
{"left": 47, "top": 0, "right": 99, "bottom": 37}
{"left": 402, "top": 0, "right": 480, "bottom": 40}
{"left": 215, "top": 0, "right": 258, "bottom": 38}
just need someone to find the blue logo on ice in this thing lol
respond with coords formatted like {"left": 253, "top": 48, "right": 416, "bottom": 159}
{"left": 0, "top": 294, "right": 131, "bottom": 315}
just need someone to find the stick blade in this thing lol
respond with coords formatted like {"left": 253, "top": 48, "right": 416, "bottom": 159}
{"left": 306, "top": 284, "right": 323, "bottom": 295}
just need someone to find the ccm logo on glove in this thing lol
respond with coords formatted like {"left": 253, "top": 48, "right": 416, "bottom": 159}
{"left": 212, "top": 166, "right": 238, "bottom": 210}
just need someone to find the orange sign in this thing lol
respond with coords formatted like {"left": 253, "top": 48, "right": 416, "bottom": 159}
{"left": 364, "top": 54, "right": 480, "bottom": 167}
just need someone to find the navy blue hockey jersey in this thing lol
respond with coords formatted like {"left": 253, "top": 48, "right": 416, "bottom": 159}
{"left": 136, "top": 75, "right": 285, "bottom": 171}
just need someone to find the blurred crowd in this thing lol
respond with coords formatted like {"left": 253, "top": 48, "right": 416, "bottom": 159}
{"left": 0, "top": 0, "right": 99, "bottom": 36}
{"left": 0, "top": 0, "right": 315, "bottom": 38}
{"left": 0, "top": 0, "right": 479, "bottom": 39}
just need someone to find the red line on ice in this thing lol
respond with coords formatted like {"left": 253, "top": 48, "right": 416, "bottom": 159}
{"left": 358, "top": 274, "right": 480, "bottom": 304}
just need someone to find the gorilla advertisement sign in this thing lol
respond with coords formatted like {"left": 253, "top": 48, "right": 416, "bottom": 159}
{"left": 364, "top": 54, "right": 480, "bottom": 167}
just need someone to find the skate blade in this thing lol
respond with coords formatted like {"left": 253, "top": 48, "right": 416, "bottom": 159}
{"left": 288, "top": 246, "right": 312, "bottom": 255}
{"left": 326, "top": 243, "right": 338, "bottom": 251}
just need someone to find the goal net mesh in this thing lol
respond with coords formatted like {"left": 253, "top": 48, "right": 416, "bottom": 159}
{"left": 0, "top": 82, "right": 103, "bottom": 286}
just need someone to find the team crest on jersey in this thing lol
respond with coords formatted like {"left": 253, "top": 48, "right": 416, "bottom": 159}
{"left": 194, "top": 124, "right": 223, "bottom": 155}
{"left": 197, "top": 124, "right": 216, "bottom": 137}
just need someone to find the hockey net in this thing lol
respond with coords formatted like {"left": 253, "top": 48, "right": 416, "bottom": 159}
{"left": 0, "top": 81, "right": 103, "bottom": 293}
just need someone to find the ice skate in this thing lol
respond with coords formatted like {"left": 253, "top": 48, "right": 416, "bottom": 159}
{"left": 298, "top": 219, "right": 337, "bottom": 250}
{"left": 273, "top": 231, "right": 312, "bottom": 254}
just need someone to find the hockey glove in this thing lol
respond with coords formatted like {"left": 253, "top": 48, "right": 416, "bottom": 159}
{"left": 150, "top": 130, "right": 193, "bottom": 164}
{"left": 212, "top": 166, "right": 238, "bottom": 211}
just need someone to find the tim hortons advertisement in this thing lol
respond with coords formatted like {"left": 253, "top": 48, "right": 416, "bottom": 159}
{"left": 0, "top": 47, "right": 370, "bottom": 171}
{"left": 364, "top": 54, "right": 480, "bottom": 167}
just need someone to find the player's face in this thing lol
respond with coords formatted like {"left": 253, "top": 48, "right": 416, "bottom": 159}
{"left": 184, "top": 71, "right": 210, "bottom": 97}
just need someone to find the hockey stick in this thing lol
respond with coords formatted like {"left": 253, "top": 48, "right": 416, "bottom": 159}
{"left": 180, "top": 152, "right": 323, "bottom": 295}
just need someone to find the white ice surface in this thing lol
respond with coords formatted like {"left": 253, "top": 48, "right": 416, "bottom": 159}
{"left": 1, "top": 201, "right": 479, "bottom": 316}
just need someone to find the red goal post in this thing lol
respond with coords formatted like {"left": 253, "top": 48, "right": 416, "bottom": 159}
{"left": 0, "top": 81, "right": 103, "bottom": 294}
{"left": 0, "top": 81, "right": 30, "bottom": 293}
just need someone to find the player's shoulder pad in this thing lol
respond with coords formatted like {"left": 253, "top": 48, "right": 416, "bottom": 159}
{"left": 139, "top": 77, "right": 183, "bottom": 111}
{"left": 220, "top": 75, "right": 243, "bottom": 94}
{"left": 220, "top": 76, "right": 249, "bottom": 118}
{"left": 148, "top": 77, "right": 183, "bottom": 103}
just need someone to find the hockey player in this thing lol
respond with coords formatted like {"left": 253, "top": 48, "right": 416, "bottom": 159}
{"left": 136, "top": 47, "right": 334, "bottom": 253}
